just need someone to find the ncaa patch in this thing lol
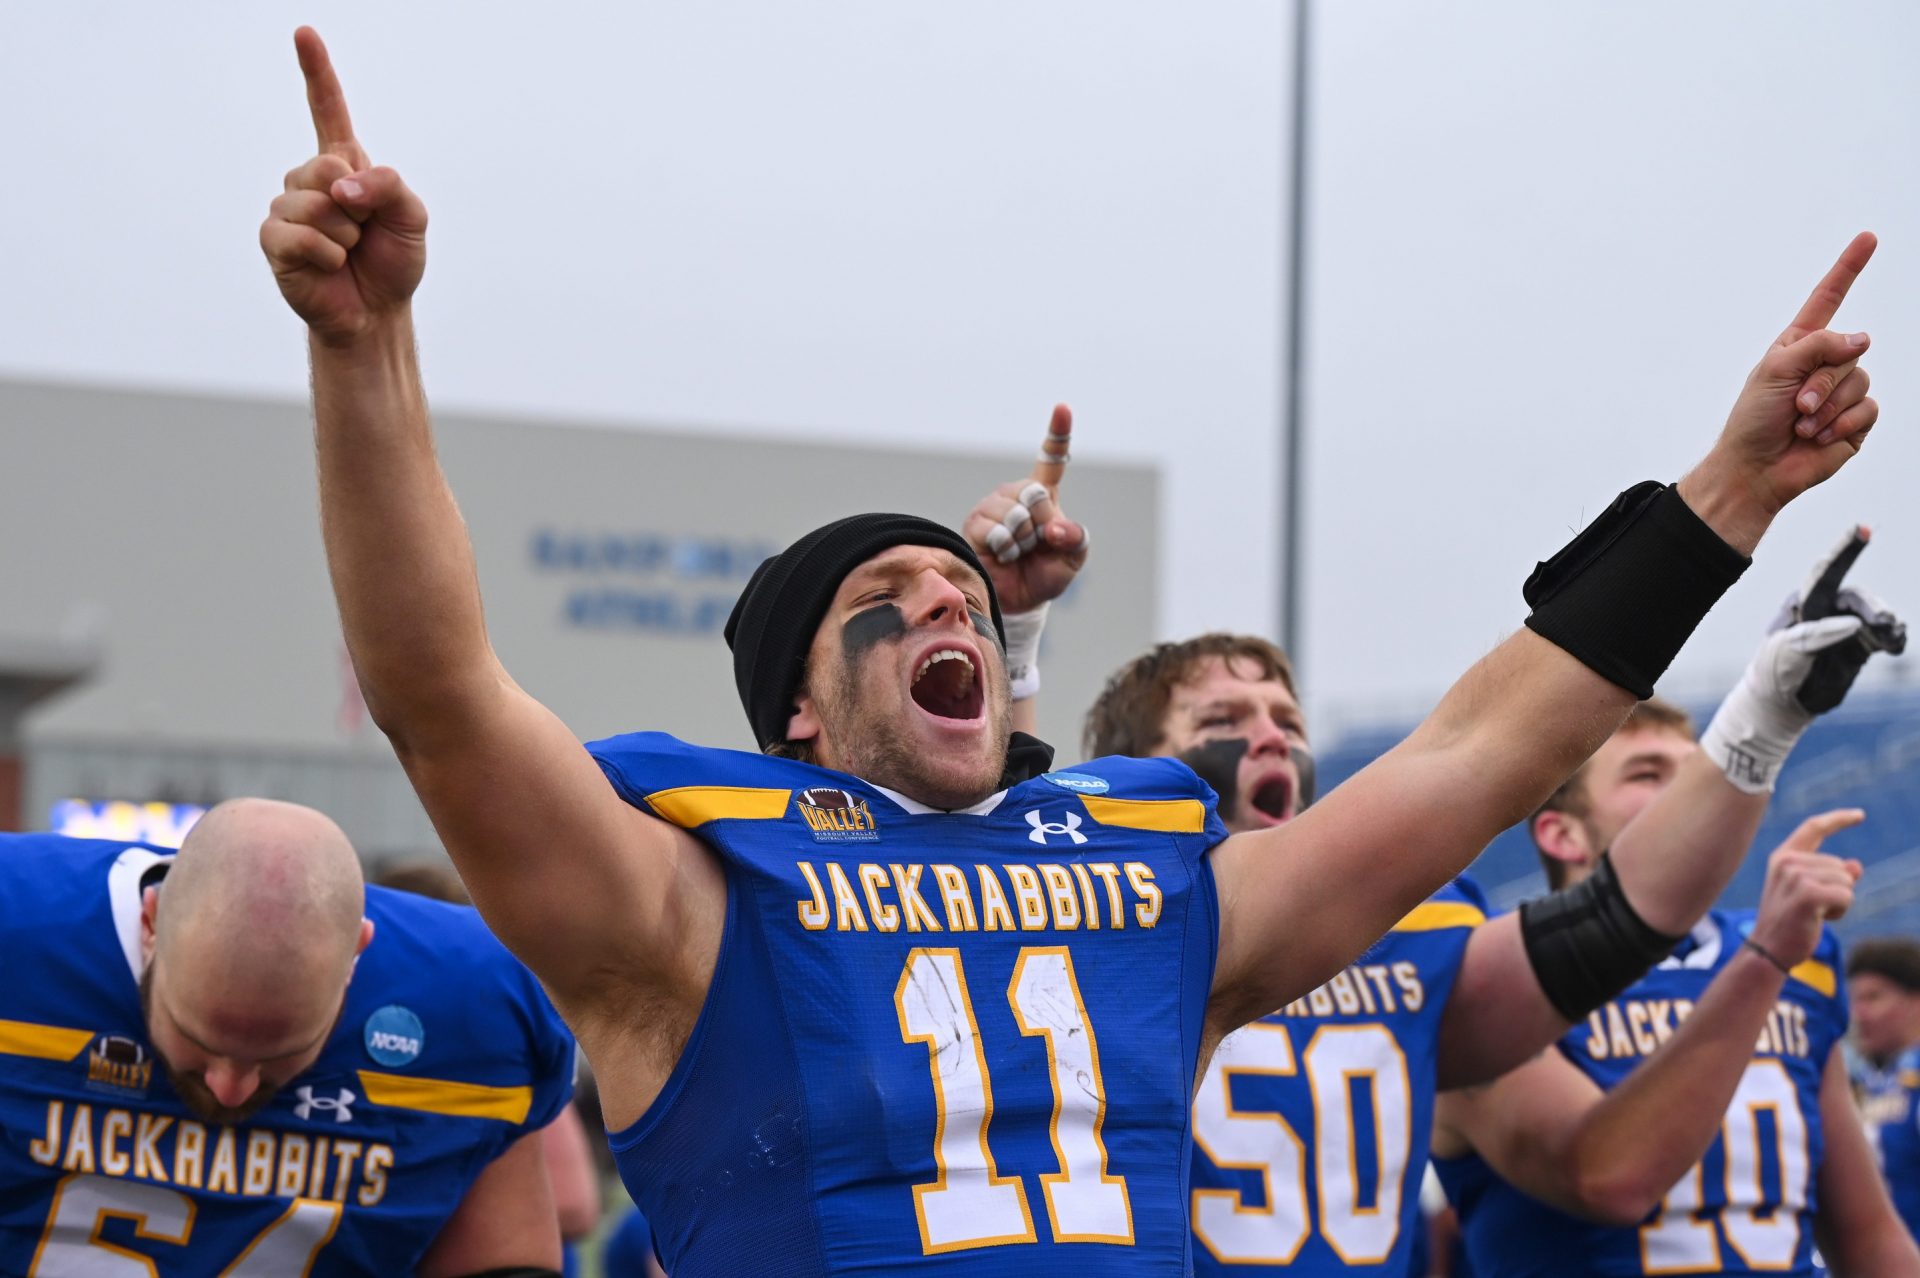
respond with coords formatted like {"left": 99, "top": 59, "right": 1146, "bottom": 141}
{"left": 1042, "top": 771, "right": 1109, "bottom": 796}
{"left": 364, "top": 1005, "right": 425, "bottom": 1067}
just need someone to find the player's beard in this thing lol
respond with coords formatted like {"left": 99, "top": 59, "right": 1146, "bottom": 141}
{"left": 138, "top": 967, "right": 290, "bottom": 1126}
{"left": 814, "top": 649, "right": 1013, "bottom": 810}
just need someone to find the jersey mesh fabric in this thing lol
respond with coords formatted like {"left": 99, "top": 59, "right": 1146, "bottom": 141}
{"left": 1436, "top": 910, "right": 1846, "bottom": 1277}
{"left": 1189, "top": 876, "right": 1486, "bottom": 1275}
{"left": 605, "top": 870, "right": 827, "bottom": 1277}
{"left": 593, "top": 733, "right": 1226, "bottom": 1276}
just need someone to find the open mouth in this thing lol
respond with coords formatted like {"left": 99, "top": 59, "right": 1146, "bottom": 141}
{"left": 1249, "top": 774, "right": 1293, "bottom": 823}
{"left": 910, "top": 647, "right": 984, "bottom": 722}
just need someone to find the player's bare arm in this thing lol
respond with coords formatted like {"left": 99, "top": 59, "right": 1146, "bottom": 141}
{"left": 1436, "top": 529, "right": 1901, "bottom": 1087}
{"left": 263, "top": 28, "right": 723, "bottom": 1124}
{"left": 415, "top": 1131, "right": 562, "bottom": 1277}
{"left": 1205, "top": 233, "right": 1881, "bottom": 1035}
{"left": 1432, "top": 818, "right": 1861, "bottom": 1223}
{"left": 1812, "top": 1045, "right": 1920, "bottom": 1275}
{"left": 960, "top": 404, "right": 1089, "bottom": 737}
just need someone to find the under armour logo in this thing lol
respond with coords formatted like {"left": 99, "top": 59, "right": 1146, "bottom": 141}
{"left": 294, "top": 1086, "right": 356, "bottom": 1122}
{"left": 1026, "top": 810, "right": 1087, "bottom": 845}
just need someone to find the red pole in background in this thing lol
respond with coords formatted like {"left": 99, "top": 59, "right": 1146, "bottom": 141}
{"left": 0, "top": 639, "right": 101, "bottom": 833}
{"left": 0, "top": 753, "right": 20, "bottom": 832}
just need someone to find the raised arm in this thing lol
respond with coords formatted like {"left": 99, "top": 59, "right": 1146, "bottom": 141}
{"left": 1437, "top": 531, "right": 1901, "bottom": 1086}
{"left": 959, "top": 405, "right": 1088, "bottom": 737}
{"left": 1207, "top": 233, "right": 1881, "bottom": 1029}
{"left": 261, "top": 31, "right": 721, "bottom": 1039}
{"left": 1432, "top": 824, "right": 1860, "bottom": 1224}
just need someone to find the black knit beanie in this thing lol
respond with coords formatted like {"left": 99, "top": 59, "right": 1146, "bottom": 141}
{"left": 724, "top": 513, "right": 1007, "bottom": 751}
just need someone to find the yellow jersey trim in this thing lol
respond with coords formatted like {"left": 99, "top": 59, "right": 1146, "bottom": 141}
{"left": 0, "top": 1019, "right": 94, "bottom": 1061}
{"left": 645, "top": 786, "right": 792, "bottom": 828}
{"left": 1788, "top": 959, "right": 1836, "bottom": 999}
{"left": 357, "top": 1070, "right": 534, "bottom": 1124}
{"left": 1391, "top": 901, "right": 1487, "bottom": 933}
{"left": 1077, "top": 795, "right": 1207, "bottom": 834}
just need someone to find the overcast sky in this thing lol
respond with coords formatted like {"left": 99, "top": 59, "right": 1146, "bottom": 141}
{"left": 5, "top": 2, "right": 1915, "bottom": 729}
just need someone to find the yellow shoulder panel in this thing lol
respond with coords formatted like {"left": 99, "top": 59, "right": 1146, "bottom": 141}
{"left": 645, "top": 786, "right": 792, "bottom": 828}
{"left": 357, "top": 1070, "right": 534, "bottom": 1124}
{"left": 1077, "top": 794, "right": 1207, "bottom": 834}
{"left": 1788, "top": 959, "right": 1836, "bottom": 999}
{"left": 0, "top": 1019, "right": 94, "bottom": 1061}
{"left": 1391, "top": 901, "right": 1487, "bottom": 933}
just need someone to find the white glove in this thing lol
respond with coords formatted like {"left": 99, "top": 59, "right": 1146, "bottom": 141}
{"left": 1701, "top": 527, "right": 1906, "bottom": 793}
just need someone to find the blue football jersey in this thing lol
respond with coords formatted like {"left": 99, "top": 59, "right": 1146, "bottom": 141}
{"left": 1436, "top": 911, "right": 1847, "bottom": 1277}
{"left": 588, "top": 733, "right": 1229, "bottom": 1276}
{"left": 1857, "top": 1047, "right": 1920, "bottom": 1241}
{"left": 602, "top": 1205, "right": 659, "bottom": 1275}
{"left": 0, "top": 834, "right": 575, "bottom": 1275}
{"left": 1189, "top": 876, "right": 1486, "bottom": 1275}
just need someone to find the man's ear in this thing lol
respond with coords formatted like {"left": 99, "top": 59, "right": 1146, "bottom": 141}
{"left": 786, "top": 691, "right": 822, "bottom": 747}
{"left": 139, "top": 885, "right": 162, "bottom": 965}
{"left": 356, "top": 917, "right": 375, "bottom": 957}
{"left": 1531, "top": 810, "right": 1594, "bottom": 874}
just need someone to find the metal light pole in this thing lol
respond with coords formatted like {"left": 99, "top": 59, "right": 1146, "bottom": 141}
{"left": 1279, "top": 0, "right": 1312, "bottom": 664}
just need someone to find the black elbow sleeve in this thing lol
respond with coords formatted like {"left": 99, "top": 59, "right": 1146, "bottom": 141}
{"left": 1519, "top": 852, "right": 1685, "bottom": 1022}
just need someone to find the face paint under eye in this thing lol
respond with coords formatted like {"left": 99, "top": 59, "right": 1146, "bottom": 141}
{"left": 1178, "top": 738, "right": 1249, "bottom": 815}
{"left": 1292, "top": 745, "right": 1317, "bottom": 810}
{"left": 969, "top": 610, "right": 1002, "bottom": 651}
{"left": 841, "top": 603, "right": 908, "bottom": 669}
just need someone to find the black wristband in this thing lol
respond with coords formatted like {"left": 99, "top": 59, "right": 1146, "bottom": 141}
{"left": 1741, "top": 934, "right": 1794, "bottom": 977}
{"left": 1519, "top": 851, "right": 1686, "bottom": 1022}
{"left": 1523, "top": 482, "right": 1750, "bottom": 698}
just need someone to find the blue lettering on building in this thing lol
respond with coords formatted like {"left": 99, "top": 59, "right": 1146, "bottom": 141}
{"left": 532, "top": 528, "right": 778, "bottom": 636}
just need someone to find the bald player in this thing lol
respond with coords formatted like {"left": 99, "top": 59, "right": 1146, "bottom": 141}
{"left": 0, "top": 800, "right": 576, "bottom": 1276}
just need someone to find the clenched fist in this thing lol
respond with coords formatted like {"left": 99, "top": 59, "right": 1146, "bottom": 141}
{"left": 961, "top": 404, "right": 1091, "bottom": 615}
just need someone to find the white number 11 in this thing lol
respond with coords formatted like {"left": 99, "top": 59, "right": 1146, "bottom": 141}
{"left": 895, "top": 946, "right": 1134, "bottom": 1254}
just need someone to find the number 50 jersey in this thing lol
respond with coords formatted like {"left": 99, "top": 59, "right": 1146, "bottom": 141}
{"left": 1189, "top": 876, "right": 1486, "bottom": 1275}
{"left": 589, "top": 733, "right": 1229, "bottom": 1277}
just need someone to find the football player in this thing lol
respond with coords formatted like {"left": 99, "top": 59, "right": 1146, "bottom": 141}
{"left": 371, "top": 859, "right": 604, "bottom": 1273}
{"left": 1849, "top": 937, "right": 1920, "bottom": 1241}
{"left": 999, "top": 516, "right": 1895, "bottom": 1275}
{"left": 263, "top": 26, "right": 1883, "bottom": 1274}
{"left": 1433, "top": 591, "right": 1916, "bottom": 1276}
{"left": 0, "top": 799, "right": 576, "bottom": 1274}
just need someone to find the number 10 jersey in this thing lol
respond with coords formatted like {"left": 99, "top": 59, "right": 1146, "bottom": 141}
{"left": 1437, "top": 910, "right": 1846, "bottom": 1277}
{"left": 588, "top": 733, "right": 1229, "bottom": 1276}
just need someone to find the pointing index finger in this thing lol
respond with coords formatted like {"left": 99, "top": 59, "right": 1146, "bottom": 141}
{"left": 1786, "top": 807, "right": 1867, "bottom": 850}
{"left": 1799, "top": 526, "right": 1870, "bottom": 620}
{"left": 1784, "top": 232, "right": 1877, "bottom": 338}
{"left": 295, "top": 27, "right": 364, "bottom": 163}
{"left": 1031, "top": 403, "right": 1073, "bottom": 491}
